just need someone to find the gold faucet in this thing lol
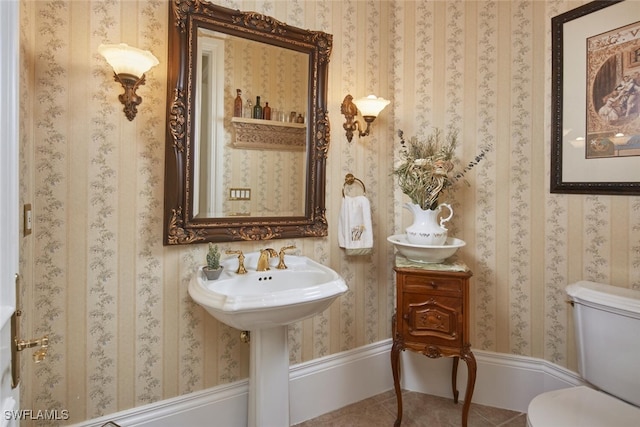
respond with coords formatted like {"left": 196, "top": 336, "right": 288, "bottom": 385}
{"left": 277, "top": 245, "right": 296, "bottom": 269}
{"left": 257, "top": 248, "right": 277, "bottom": 271}
{"left": 226, "top": 250, "right": 247, "bottom": 274}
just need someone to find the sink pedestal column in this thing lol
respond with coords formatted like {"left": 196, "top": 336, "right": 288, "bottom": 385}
{"left": 249, "top": 326, "right": 290, "bottom": 427}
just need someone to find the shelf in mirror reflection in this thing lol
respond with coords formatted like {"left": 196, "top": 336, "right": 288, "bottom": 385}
{"left": 230, "top": 117, "right": 306, "bottom": 151}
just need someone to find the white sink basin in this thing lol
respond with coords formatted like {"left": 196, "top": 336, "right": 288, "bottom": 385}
{"left": 188, "top": 252, "right": 348, "bottom": 330}
{"left": 189, "top": 251, "right": 347, "bottom": 427}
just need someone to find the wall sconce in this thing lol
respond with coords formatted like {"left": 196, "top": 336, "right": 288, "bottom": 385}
{"left": 98, "top": 43, "right": 159, "bottom": 121}
{"left": 341, "top": 94, "right": 390, "bottom": 142}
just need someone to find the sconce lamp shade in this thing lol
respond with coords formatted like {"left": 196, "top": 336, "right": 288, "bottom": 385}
{"left": 99, "top": 43, "right": 159, "bottom": 121}
{"left": 352, "top": 95, "right": 390, "bottom": 118}
{"left": 98, "top": 43, "right": 159, "bottom": 78}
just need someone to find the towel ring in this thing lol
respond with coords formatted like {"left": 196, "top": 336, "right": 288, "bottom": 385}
{"left": 343, "top": 173, "right": 366, "bottom": 197}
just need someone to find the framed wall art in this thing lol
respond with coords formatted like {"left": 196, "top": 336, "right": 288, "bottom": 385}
{"left": 551, "top": 0, "right": 640, "bottom": 195}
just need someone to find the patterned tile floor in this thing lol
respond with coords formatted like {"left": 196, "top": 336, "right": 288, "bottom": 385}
{"left": 293, "top": 390, "right": 528, "bottom": 427}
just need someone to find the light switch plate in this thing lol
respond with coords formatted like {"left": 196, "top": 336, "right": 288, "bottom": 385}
{"left": 23, "top": 204, "right": 32, "bottom": 236}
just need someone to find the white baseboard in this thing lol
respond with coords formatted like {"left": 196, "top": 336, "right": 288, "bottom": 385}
{"left": 289, "top": 340, "right": 394, "bottom": 423}
{"left": 69, "top": 380, "right": 250, "bottom": 427}
{"left": 401, "top": 349, "right": 584, "bottom": 413}
{"left": 71, "top": 341, "right": 582, "bottom": 426}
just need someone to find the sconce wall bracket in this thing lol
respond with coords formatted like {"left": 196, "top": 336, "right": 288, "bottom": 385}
{"left": 113, "top": 72, "right": 146, "bottom": 121}
{"left": 341, "top": 95, "right": 371, "bottom": 142}
{"left": 341, "top": 94, "right": 388, "bottom": 142}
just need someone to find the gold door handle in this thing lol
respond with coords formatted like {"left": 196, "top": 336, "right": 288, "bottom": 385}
{"left": 15, "top": 335, "right": 49, "bottom": 363}
{"left": 11, "top": 274, "right": 50, "bottom": 388}
{"left": 15, "top": 335, "right": 48, "bottom": 351}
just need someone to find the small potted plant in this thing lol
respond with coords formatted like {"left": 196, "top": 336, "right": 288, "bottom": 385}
{"left": 203, "top": 243, "right": 223, "bottom": 280}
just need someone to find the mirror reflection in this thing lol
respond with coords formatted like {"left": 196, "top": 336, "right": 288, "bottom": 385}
{"left": 194, "top": 28, "right": 309, "bottom": 219}
{"left": 164, "top": 0, "right": 331, "bottom": 244}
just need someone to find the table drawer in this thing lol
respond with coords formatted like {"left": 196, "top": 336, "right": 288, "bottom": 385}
{"left": 403, "top": 274, "right": 463, "bottom": 295}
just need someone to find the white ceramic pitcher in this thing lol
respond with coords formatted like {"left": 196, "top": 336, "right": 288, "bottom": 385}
{"left": 404, "top": 202, "right": 453, "bottom": 246}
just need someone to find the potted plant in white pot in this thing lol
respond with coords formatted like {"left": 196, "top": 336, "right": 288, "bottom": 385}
{"left": 203, "top": 243, "right": 223, "bottom": 280}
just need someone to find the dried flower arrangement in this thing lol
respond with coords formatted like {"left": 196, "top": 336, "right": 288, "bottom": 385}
{"left": 393, "top": 128, "right": 490, "bottom": 210}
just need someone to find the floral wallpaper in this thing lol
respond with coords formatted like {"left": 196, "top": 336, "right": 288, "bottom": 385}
{"left": 18, "top": 0, "right": 640, "bottom": 425}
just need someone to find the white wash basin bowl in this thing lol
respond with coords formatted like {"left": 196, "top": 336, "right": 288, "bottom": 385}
{"left": 387, "top": 234, "right": 466, "bottom": 263}
{"left": 188, "top": 252, "right": 348, "bottom": 330}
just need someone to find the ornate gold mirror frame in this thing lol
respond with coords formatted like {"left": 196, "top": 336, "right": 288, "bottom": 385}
{"left": 164, "top": 0, "right": 332, "bottom": 245}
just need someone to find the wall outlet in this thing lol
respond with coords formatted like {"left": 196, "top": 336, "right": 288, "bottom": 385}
{"left": 24, "top": 204, "right": 32, "bottom": 236}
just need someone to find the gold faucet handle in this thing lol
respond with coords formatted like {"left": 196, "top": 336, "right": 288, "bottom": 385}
{"left": 277, "top": 245, "right": 296, "bottom": 269}
{"left": 226, "top": 250, "right": 247, "bottom": 274}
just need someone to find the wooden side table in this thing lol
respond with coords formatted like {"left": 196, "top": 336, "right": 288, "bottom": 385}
{"left": 390, "top": 262, "right": 476, "bottom": 427}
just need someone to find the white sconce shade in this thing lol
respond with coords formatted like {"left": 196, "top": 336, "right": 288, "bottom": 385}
{"left": 99, "top": 43, "right": 159, "bottom": 121}
{"left": 98, "top": 43, "right": 159, "bottom": 78}
{"left": 352, "top": 95, "right": 390, "bottom": 118}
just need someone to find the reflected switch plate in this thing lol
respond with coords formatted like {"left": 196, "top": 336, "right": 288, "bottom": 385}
{"left": 229, "top": 188, "right": 251, "bottom": 200}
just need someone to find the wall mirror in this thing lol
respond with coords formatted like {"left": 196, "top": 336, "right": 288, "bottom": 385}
{"left": 164, "top": 0, "right": 332, "bottom": 244}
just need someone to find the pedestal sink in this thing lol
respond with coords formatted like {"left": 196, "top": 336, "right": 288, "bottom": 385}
{"left": 188, "top": 252, "right": 347, "bottom": 427}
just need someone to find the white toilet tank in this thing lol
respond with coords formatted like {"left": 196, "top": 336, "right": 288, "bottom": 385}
{"left": 566, "top": 281, "right": 640, "bottom": 407}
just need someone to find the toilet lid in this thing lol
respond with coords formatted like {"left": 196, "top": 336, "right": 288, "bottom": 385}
{"left": 528, "top": 386, "right": 640, "bottom": 427}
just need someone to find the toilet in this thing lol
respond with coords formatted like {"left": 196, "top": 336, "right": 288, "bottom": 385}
{"left": 527, "top": 280, "right": 640, "bottom": 427}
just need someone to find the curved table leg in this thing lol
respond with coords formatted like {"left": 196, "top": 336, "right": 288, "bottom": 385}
{"left": 451, "top": 356, "right": 459, "bottom": 403}
{"left": 391, "top": 340, "right": 403, "bottom": 427}
{"left": 460, "top": 348, "right": 477, "bottom": 427}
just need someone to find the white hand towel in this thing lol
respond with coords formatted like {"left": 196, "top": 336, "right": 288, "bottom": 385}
{"left": 338, "top": 195, "right": 373, "bottom": 256}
